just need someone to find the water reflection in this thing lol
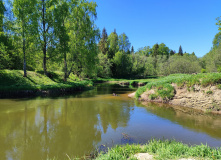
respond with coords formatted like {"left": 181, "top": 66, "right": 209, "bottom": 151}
{"left": 0, "top": 84, "right": 221, "bottom": 160}
{"left": 0, "top": 84, "right": 134, "bottom": 160}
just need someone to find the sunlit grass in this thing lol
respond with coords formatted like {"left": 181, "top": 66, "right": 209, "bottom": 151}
{"left": 96, "top": 139, "right": 221, "bottom": 160}
{"left": 0, "top": 70, "right": 93, "bottom": 91}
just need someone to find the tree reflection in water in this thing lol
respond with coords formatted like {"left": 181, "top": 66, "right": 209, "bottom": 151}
{"left": 0, "top": 84, "right": 134, "bottom": 160}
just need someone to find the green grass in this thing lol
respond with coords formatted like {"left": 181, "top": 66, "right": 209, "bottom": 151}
{"left": 92, "top": 77, "right": 159, "bottom": 86}
{"left": 0, "top": 70, "right": 93, "bottom": 91}
{"left": 206, "top": 90, "right": 213, "bottom": 94}
{"left": 96, "top": 139, "right": 221, "bottom": 160}
{"left": 135, "top": 73, "right": 221, "bottom": 100}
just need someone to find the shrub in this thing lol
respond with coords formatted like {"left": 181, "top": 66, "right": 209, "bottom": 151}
{"left": 201, "top": 69, "right": 206, "bottom": 73}
{"left": 217, "top": 66, "right": 221, "bottom": 73}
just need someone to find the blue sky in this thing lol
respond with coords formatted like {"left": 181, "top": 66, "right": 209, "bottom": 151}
{"left": 93, "top": 0, "right": 221, "bottom": 57}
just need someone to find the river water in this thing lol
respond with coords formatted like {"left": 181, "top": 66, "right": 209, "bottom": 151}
{"left": 0, "top": 83, "right": 221, "bottom": 160}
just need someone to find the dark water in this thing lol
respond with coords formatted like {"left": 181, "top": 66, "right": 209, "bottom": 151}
{"left": 0, "top": 83, "right": 221, "bottom": 160}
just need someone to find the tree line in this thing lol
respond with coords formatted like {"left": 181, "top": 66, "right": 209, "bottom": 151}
{"left": 1, "top": 0, "right": 221, "bottom": 79}
{"left": 97, "top": 27, "right": 200, "bottom": 78}
{"left": 0, "top": 0, "right": 99, "bottom": 80}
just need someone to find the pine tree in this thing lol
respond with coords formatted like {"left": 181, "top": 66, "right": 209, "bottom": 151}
{"left": 114, "top": 28, "right": 117, "bottom": 34}
{"left": 131, "top": 46, "right": 134, "bottom": 54}
{"left": 99, "top": 27, "right": 108, "bottom": 54}
{"left": 178, "top": 45, "right": 183, "bottom": 56}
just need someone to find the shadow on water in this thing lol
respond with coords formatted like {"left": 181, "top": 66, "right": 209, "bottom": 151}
{"left": 9, "top": 83, "right": 136, "bottom": 101}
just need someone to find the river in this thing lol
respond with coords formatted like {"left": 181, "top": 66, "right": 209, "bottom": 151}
{"left": 0, "top": 83, "right": 221, "bottom": 160}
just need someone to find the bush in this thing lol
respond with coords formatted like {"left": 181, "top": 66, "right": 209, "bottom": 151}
{"left": 217, "top": 66, "right": 221, "bottom": 73}
{"left": 201, "top": 69, "right": 206, "bottom": 73}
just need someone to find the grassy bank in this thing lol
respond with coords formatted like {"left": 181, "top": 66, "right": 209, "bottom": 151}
{"left": 96, "top": 139, "right": 221, "bottom": 160}
{"left": 135, "top": 73, "right": 221, "bottom": 100}
{"left": 92, "top": 76, "right": 159, "bottom": 86}
{"left": 0, "top": 70, "right": 93, "bottom": 96}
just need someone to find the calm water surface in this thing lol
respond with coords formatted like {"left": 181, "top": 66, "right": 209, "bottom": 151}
{"left": 0, "top": 84, "right": 221, "bottom": 160}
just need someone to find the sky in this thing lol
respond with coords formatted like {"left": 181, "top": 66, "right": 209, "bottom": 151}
{"left": 93, "top": 0, "right": 221, "bottom": 57}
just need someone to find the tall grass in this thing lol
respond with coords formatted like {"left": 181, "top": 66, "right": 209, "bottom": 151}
{"left": 96, "top": 139, "right": 221, "bottom": 160}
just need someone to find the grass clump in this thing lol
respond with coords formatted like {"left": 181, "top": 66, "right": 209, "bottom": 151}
{"left": 96, "top": 144, "right": 142, "bottom": 160}
{"left": 96, "top": 139, "right": 221, "bottom": 160}
{"left": 149, "top": 94, "right": 158, "bottom": 100}
{"left": 135, "top": 73, "right": 221, "bottom": 100}
{"left": 206, "top": 90, "right": 213, "bottom": 95}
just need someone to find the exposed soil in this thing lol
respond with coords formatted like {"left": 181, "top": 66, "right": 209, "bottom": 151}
{"left": 129, "top": 84, "right": 221, "bottom": 114}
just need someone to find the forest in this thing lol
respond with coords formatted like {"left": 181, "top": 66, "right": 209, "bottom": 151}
{"left": 1, "top": 0, "right": 221, "bottom": 80}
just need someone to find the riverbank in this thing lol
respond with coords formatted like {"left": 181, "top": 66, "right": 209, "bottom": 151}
{"left": 95, "top": 139, "right": 221, "bottom": 160}
{"left": 92, "top": 76, "right": 158, "bottom": 86}
{"left": 0, "top": 70, "right": 93, "bottom": 98}
{"left": 129, "top": 73, "right": 221, "bottom": 113}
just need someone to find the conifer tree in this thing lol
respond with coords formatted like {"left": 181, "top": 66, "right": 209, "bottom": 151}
{"left": 99, "top": 27, "right": 108, "bottom": 54}
{"left": 178, "top": 45, "right": 183, "bottom": 56}
{"left": 131, "top": 46, "right": 134, "bottom": 54}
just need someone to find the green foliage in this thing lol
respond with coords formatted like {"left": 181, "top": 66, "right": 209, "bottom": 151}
{"left": 149, "top": 94, "right": 158, "bottom": 100}
{"left": 158, "top": 55, "right": 201, "bottom": 75}
{"left": 99, "top": 28, "right": 109, "bottom": 55}
{"left": 212, "top": 31, "right": 221, "bottom": 48}
{"left": 201, "top": 68, "right": 206, "bottom": 73}
{"left": 135, "top": 86, "right": 147, "bottom": 99}
{"left": 0, "top": 34, "right": 23, "bottom": 70}
{"left": 217, "top": 84, "right": 221, "bottom": 89}
{"left": 108, "top": 31, "right": 119, "bottom": 59}
{"left": 96, "top": 139, "right": 221, "bottom": 160}
{"left": 118, "top": 33, "right": 131, "bottom": 53}
{"left": 217, "top": 66, "right": 221, "bottom": 73}
{"left": 0, "top": 0, "right": 5, "bottom": 32}
{"left": 136, "top": 46, "right": 152, "bottom": 56}
{"left": 1, "top": 5, "right": 221, "bottom": 80}
{"left": 97, "top": 53, "right": 112, "bottom": 78}
{"left": 158, "top": 43, "right": 170, "bottom": 56}
{"left": 0, "top": 42, "right": 10, "bottom": 69}
{"left": 112, "top": 51, "right": 133, "bottom": 78}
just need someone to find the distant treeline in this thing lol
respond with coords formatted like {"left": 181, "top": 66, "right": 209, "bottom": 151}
{"left": 1, "top": 0, "right": 221, "bottom": 79}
